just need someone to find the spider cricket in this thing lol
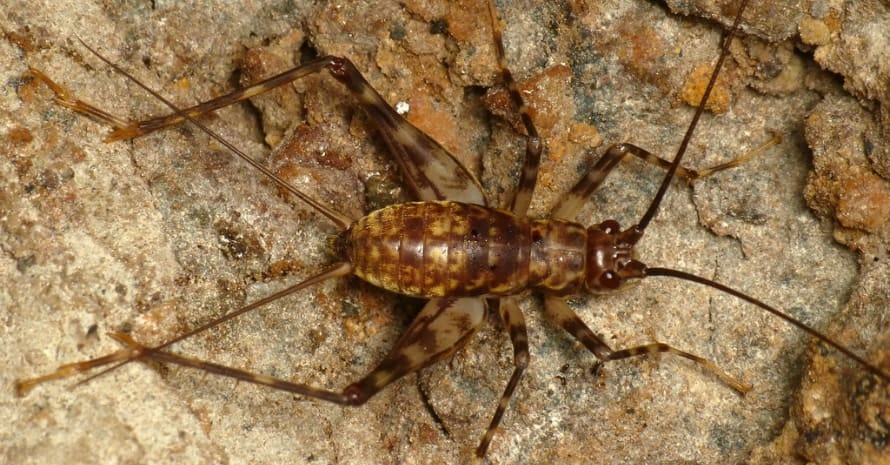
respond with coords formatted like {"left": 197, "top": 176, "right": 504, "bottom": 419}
{"left": 12, "top": 0, "right": 890, "bottom": 463}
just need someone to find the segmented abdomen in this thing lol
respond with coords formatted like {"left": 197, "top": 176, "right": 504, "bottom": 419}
{"left": 345, "top": 201, "right": 588, "bottom": 298}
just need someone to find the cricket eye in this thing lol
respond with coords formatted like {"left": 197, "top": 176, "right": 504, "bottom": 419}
{"left": 600, "top": 270, "right": 621, "bottom": 289}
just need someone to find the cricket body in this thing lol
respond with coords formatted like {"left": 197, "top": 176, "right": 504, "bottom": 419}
{"left": 346, "top": 201, "right": 632, "bottom": 299}
{"left": 13, "top": 0, "right": 890, "bottom": 463}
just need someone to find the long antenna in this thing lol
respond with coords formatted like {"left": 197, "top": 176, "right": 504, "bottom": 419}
{"left": 77, "top": 39, "right": 355, "bottom": 230}
{"left": 626, "top": 0, "right": 889, "bottom": 384}
{"left": 645, "top": 267, "right": 890, "bottom": 383}
{"left": 635, "top": 0, "right": 749, "bottom": 235}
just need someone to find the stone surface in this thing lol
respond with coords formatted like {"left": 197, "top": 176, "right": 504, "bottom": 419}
{"left": 2, "top": 1, "right": 886, "bottom": 465}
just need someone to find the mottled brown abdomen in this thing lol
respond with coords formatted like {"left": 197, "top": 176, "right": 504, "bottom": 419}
{"left": 345, "top": 201, "right": 589, "bottom": 298}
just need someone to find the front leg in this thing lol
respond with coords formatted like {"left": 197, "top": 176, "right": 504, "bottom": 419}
{"left": 544, "top": 295, "right": 749, "bottom": 394}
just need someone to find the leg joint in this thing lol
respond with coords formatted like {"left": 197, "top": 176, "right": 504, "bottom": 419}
{"left": 342, "top": 384, "right": 371, "bottom": 406}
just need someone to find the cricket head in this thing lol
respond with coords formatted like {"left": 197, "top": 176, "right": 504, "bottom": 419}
{"left": 585, "top": 219, "right": 646, "bottom": 293}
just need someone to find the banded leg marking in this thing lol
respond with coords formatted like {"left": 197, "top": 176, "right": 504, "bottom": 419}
{"left": 476, "top": 297, "right": 530, "bottom": 458}
{"left": 552, "top": 133, "right": 780, "bottom": 221}
{"left": 37, "top": 297, "right": 487, "bottom": 409}
{"left": 324, "top": 58, "right": 486, "bottom": 205}
{"left": 15, "top": 263, "right": 353, "bottom": 396}
{"left": 486, "top": 0, "right": 543, "bottom": 217}
{"left": 31, "top": 53, "right": 486, "bottom": 206}
{"left": 109, "top": 333, "right": 356, "bottom": 405}
{"left": 29, "top": 61, "right": 333, "bottom": 141}
{"left": 544, "top": 296, "right": 749, "bottom": 394}
{"left": 344, "top": 297, "right": 486, "bottom": 404}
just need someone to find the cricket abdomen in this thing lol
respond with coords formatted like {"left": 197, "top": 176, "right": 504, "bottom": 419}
{"left": 344, "top": 201, "right": 588, "bottom": 298}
